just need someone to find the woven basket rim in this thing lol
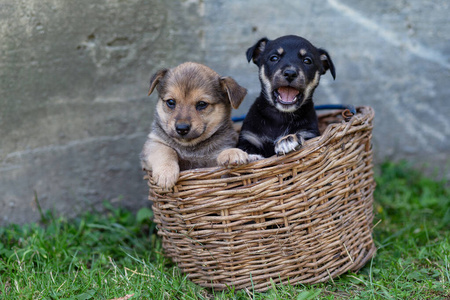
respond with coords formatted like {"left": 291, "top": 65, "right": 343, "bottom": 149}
{"left": 173, "top": 105, "right": 374, "bottom": 178}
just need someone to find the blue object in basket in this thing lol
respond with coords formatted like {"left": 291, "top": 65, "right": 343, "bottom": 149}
{"left": 231, "top": 104, "right": 356, "bottom": 123}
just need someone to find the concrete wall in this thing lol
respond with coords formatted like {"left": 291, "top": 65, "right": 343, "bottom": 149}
{"left": 1, "top": 0, "right": 449, "bottom": 224}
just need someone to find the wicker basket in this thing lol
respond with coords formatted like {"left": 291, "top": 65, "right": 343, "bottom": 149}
{"left": 146, "top": 106, "right": 376, "bottom": 291}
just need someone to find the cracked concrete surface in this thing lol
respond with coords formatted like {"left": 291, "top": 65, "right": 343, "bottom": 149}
{"left": 1, "top": 0, "right": 449, "bottom": 224}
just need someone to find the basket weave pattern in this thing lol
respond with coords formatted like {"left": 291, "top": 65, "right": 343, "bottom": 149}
{"left": 146, "top": 106, "right": 376, "bottom": 291}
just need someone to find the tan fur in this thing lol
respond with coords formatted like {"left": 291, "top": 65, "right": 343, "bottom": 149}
{"left": 140, "top": 62, "right": 247, "bottom": 189}
{"left": 217, "top": 148, "right": 263, "bottom": 166}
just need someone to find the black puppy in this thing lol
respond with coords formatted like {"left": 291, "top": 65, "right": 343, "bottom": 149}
{"left": 237, "top": 35, "right": 335, "bottom": 158}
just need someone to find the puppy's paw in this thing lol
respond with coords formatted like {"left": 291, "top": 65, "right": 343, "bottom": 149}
{"left": 217, "top": 148, "right": 253, "bottom": 167}
{"left": 152, "top": 162, "right": 180, "bottom": 190}
{"left": 248, "top": 154, "right": 264, "bottom": 162}
{"left": 275, "top": 134, "right": 304, "bottom": 156}
{"left": 140, "top": 159, "right": 151, "bottom": 171}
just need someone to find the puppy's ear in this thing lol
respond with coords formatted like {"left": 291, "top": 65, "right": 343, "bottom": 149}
{"left": 220, "top": 77, "right": 247, "bottom": 109}
{"left": 148, "top": 69, "right": 168, "bottom": 96}
{"left": 318, "top": 49, "right": 336, "bottom": 80}
{"left": 246, "top": 37, "right": 269, "bottom": 65}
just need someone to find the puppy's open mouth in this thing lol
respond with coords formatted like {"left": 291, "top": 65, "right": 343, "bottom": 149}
{"left": 273, "top": 87, "right": 302, "bottom": 105}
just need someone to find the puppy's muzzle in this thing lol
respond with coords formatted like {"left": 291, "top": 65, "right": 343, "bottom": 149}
{"left": 175, "top": 123, "right": 191, "bottom": 136}
{"left": 283, "top": 69, "right": 298, "bottom": 83}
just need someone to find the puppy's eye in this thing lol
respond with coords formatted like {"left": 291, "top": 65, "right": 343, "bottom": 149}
{"left": 196, "top": 101, "right": 209, "bottom": 111}
{"left": 303, "top": 57, "right": 312, "bottom": 65}
{"left": 269, "top": 55, "right": 280, "bottom": 62}
{"left": 165, "top": 99, "right": 176, "bottom": 109}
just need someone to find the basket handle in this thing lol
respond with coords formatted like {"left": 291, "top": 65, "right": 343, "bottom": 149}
{"left": 315, "top": 104, "right": 356, "bottom": 122}
{"left": 232, "top": 104, "right": 356, "bottom": 122}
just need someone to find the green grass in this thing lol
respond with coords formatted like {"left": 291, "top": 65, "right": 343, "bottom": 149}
{"left": 1, "top": 162, "right": 449, "bottom": 299}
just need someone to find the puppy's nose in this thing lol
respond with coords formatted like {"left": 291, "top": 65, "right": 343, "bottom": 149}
{"left": 175, "top": 123, "right": 190, "bottom": 136}
{"left": 283, "top": 69, "right": 298, "bottom": 82}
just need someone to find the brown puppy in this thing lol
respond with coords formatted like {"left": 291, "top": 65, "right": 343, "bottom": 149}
{"left": 140, "top": 62, "right": 247, "bottom": 189}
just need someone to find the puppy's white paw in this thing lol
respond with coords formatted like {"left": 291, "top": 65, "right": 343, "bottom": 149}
{"left": 141, "top": 159, "right": 152, "bottom": 171}
{"left": 217, "top": 148, "right": 252, "bottom": 166}
{"left": 275, "top": 134, "right": 303, "bottom": 156}
{"left": 152, "top": 162, "right": 180, "bottom": 190}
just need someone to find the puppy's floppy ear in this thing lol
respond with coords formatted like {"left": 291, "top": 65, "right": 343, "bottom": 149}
{"left": 220, "top": 77, "right": 247, "bottom": 109}
{"left": 148, "top": 69, "right": 168, "bottom": 96}
{"left": 246, "top": 37, "right": 269, "bottom": 65}
{"left": 318, "top": 49, "right": 336, "bottom": 80}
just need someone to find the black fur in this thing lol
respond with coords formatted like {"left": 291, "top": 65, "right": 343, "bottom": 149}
{"left": 237, "top": 35, "right": 335, "bottom": 158}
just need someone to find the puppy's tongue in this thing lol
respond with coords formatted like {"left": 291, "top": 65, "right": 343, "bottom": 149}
{"left": 277, "top": 87, "right": 299, "bottom": 104}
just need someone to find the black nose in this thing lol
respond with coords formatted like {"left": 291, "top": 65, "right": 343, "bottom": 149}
{"left": 283, "top": 69, "right": 298, "bottom": 82}
{"left": 175, "top": 123, "right": 190, "bottom": 136}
